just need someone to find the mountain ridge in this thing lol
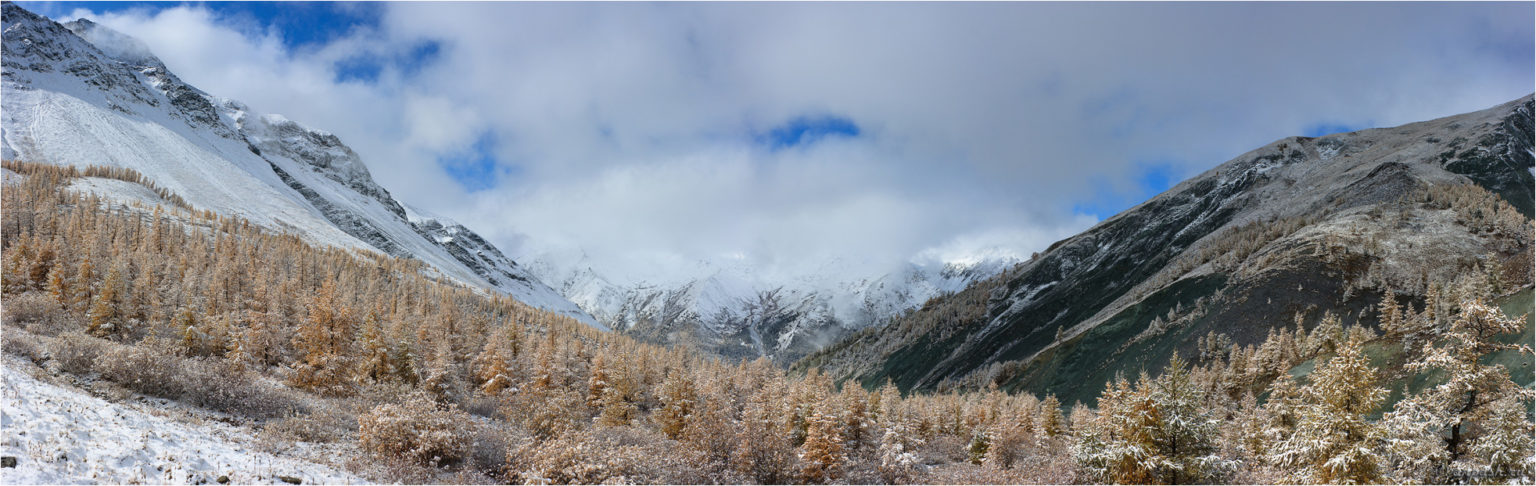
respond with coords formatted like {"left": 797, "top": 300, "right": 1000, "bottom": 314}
{"left": 0, "top": 4, "right": 598, "bottom": 326}
{"left": 798, "top": 94, "right": 1534, "bottom": 402}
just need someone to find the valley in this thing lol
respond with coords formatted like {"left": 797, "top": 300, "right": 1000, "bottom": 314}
{"left": 2, "top": 3, "right": 1533, "bottom": 485}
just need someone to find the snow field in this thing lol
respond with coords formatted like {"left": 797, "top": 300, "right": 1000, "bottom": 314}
{"left": 0, "top": 358, "right": 366, "bottom": 485}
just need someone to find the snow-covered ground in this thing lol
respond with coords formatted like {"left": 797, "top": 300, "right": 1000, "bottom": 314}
{"left": 0, "top": 358, "right": 366, "bottom": 485}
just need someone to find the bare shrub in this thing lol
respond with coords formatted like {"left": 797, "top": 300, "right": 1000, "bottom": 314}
{"left": 358, "top": 391, "right": 473, "bottom": 467}
{"left": 260, "top": 405, "right": 354, "bottom": 444}
{"left": 458, "top": 394, "right": 501, "bottom": 420}
{"left": 177, "top": 357, "right": 304, "bottom": 420}
{"left": 917, "top": 434, "right": 969, "bottom": 466}
{"left": 1, "top": 328, "right": 47, "bottom": 366}
{"left": 510, "top": 426, "right": 713, "bottom": 485}
{"left": 50, "top": 331, "right": 109, "bottom": 375}
{"left": 2, "top": 292, "right": 59, "bottom": 326}
{"left": 922, "top": 462, "right": 1024, "bottom": 484}
{"left": 93, "top": 337, "right": 184, "bottom": 397}
{"left": 464, "top": 422, "right": 511, "bottom": 477}
{"left": 4, "top": 291, "right": 75, "bottom": 337}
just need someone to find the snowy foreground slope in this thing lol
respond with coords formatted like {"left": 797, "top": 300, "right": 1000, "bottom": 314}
{"left": 0, "top": 358, "right": 365, "bottom": 485}
{"left": 0, "top": 5, "right": 597, "bottom": 327}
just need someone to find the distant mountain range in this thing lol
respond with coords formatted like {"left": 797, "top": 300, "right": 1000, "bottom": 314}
{"left": 524, "top": 253, "right": 1020, "bottom": 363}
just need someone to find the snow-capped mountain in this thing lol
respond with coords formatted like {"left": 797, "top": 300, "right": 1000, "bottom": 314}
{"left": 524, "top": 251, "right": 1019, "bottom": 363}
{"left": 0, "top": 5, "right": 598, "bottom": 327}
{"left": 802, "top": 94, "right": 1534, "bottom": 400}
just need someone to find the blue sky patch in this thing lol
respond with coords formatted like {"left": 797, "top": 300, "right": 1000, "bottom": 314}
{"left": 439, "top": 132, "right": 506, "bottom": 192}
{"left": 24, "top": 2, "right": 384, "bottom": 51}
{"left": 334, "top": 40, "right": 441, "bottom": 83}
{"left": 1303, "top": 121, "right": 1372, "bottom": 137}
{"left": 1072, "top": 161, "right": 1182, "bottom": 220}
{"left": 758, "top": 115, "right": 861, "bottom": 150}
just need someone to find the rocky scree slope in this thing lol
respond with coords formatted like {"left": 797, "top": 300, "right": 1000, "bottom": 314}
{"left": 798, "top": 96, "right": 1535, "bottom": 404}
{"left": 0, "top": 4, "right": 596, "bottom": 326}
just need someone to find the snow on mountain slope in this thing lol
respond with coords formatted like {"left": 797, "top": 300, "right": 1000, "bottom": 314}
{"left": 525, "top": 250, "right": 1017, "bottom": 363}
{"left": 802, "top": 95, "right": 1534, "bottom": 399}
{"left": 0, "top": 358, "right": 365, "bottom": 485}
{"left": 0, "top": 5, "right": 597, "bottom": 326}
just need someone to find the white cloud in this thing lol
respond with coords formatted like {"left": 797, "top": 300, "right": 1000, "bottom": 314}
{"left": 64, "top": 2, "right": 1535, "bottom": 287}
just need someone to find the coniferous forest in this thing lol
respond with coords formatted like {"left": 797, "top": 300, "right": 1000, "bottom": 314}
{"left": 2, "top": 158, "right": 1532, "bottom": 484}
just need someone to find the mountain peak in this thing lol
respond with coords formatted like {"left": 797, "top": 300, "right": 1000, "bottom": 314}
{"left": 61, "top": 18, "right": 164, "bottom": 69}
{"left": 2, "top": 3, "right": 599, "bottom": 327}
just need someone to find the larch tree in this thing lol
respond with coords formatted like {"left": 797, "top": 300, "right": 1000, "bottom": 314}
{"left": 1076, "top": 354, "right": 1232, "bottom": 484}
{"left": 290, "top": 277, "right": 357, "bottom": 394}
{"left": 654, "top": 368, "right": 697, "bottom": 439}
{"left": 1039, "top": 394, "right": 1066, "bottom": 437}
{"left": 85, "top": 265, "right": 123, "bottom": 337}
{"left": 734, "top": 377, "right": 796, "bottom": 485}
{"left": 1270, "top": 334, "right": 1387, "bottom": 484}
{"left": 875, "top": 380, "right": 921, "bottom": 483}
{"left": 799, "top": 404, "right": 847, "bottom": 484}
{"left": 1385, "top": 299, "right": 1534, "bottom": 482}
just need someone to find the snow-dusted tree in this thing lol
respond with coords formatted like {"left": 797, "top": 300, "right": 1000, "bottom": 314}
{"left": 1468, "top": 395, "right": 1535, "bottom": 480}
{"left": 837, "top": 386, "right": 873, "bottom": 452}
{"left": 1222, "top": 390, "right": 1258, "bottom": 458}
{"left": 45, "top": 263, "right": 70, "bottom": 309}
{"left": 654, "top": 368, "right": 697, "bottom": 439}
{"left": 85, "top": 265, "right": 123, "bottom": 337}
{"left": 735, "top": 379, "right": 796, "bottom": 484}
{"left": 1386, "top": 299, "right": 1534, "bottom": 482}
{"left": 595, "top": 361, "right": 639, "bottom": 426}
{"left": 73, "top": 256, "right": 94, "bottom": 312}
{"left": 1039, "top": 394, "right": 1066, "bottom": 437}
{"left": 1379, "top": 394, "right": 1453, "bottom": 483}
{"left": 1270, "top": 334, "right": 1386, "bottom": 484}
{"left": 289, "top": 278, "right": 356, "bottom": 395}
{"left": 1076, "top": 354, "right": 1233, "bottom": 484}
{"left": 874, "top": 380, "right": 922, "bottom": 483}
{"left": 587, "top": 351, "right": 613, "bottom": 409}
{"left": 681, "top": 378, "right": 737, "bottom": 467}
{"left": 1378, "top": 291, "right": 1405, "bottom": 336}
{"left": 800, "top": 405, "right": 847, "bottom": 484}
{"left": 356, "top": 308, "right": 393, "bottom": 383}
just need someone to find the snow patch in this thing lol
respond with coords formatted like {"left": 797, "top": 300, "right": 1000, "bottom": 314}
{"left": 0, "top": 359, "right": 366, "bottom": 485}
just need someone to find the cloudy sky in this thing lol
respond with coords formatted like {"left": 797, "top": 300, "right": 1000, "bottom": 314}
{"left": 25, "top": 1, "right": 1536, "bottom": 284}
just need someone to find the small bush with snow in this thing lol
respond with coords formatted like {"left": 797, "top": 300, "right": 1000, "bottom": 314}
{"left": 358, "top": 392, "right": 473, "bottom": 467}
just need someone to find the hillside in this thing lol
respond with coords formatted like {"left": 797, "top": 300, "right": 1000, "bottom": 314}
{"left": 0, "top": 4, "right": 596, "bottom": 326}
{"left": 798, "top": 95, "right": 1535, "bottom": 404}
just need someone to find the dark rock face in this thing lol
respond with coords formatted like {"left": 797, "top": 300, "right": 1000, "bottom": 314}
{"left": 265, "top": 161, "right": 410, "bottom": 258}
{"left": 1441, "top": 99, "right": 1536, "bottom": 217}
{"left": 409, "top": 218, "right": 530, "bottom": 287}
